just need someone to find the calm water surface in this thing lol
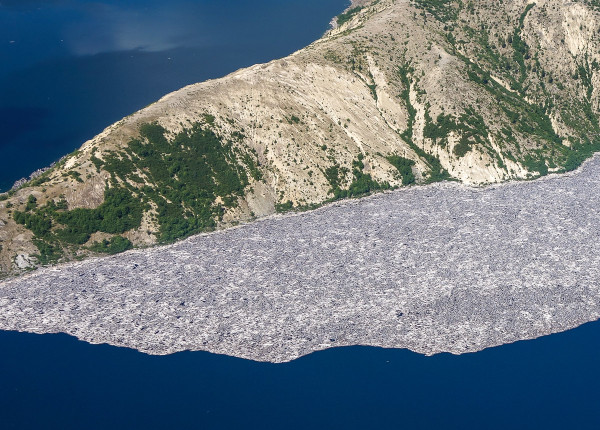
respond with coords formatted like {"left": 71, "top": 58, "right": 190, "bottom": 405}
{"left": 0, "top": 0, "right": 346, "bottom": 191}
{"left": 1, "top": 321, "right": 600, "bottom": 429}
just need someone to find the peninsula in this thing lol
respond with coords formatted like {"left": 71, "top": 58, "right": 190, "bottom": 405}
{"left": 2, "top": 0, "right": 600, "bottom": 274}
{"left": 1, "top": 0, "right": 600, "bottom": 362}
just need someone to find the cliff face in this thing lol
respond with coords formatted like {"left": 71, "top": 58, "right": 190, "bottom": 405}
{"left": 2, "top": 0, "right": 600, "bottom": 276}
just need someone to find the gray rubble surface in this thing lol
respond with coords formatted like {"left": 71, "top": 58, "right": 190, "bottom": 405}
{"left": 2, "top": 158, "right": 600, "bottom": 362}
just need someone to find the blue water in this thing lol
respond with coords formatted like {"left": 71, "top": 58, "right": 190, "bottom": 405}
{"left": 0, "top": 0, "right": 347, "bottom": 191}
{"left": 1, "top": 321, "right": 600, "bottom": 429}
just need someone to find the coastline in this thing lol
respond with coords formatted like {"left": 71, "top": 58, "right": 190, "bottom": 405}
{"left": 2, "top": 0, "right": 600, "bottom": 364}
{"left": 4, "top": 150, "right": 599, "bottom": 283}
{"left": 2, "top": 151, "right": 600, "bottom": 363}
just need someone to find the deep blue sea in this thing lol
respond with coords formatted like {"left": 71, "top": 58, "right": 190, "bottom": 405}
{"left": 1, "top": 321, "right": 600, "bottom": 430}
{"left": 2, "top": 1, "right": 600, "bottom": 428}
{"left": 0, "top": 0, "right": 346, "bottom": 191}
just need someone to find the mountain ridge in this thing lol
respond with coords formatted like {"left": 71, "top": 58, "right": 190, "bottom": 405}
{"left": 2, "top": 0, "right": 600, "bottom": 275}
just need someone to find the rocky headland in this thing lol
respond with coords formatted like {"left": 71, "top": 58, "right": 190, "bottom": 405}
{"left": 2, "top": 0, "right": 600, "bottom": 274}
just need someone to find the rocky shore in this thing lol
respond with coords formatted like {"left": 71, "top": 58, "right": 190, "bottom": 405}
{"left": 9, "top": 156, "right": 66, "bottom": 191}
{"left": 1, "top": 156, "right": 600, "bottom": 363}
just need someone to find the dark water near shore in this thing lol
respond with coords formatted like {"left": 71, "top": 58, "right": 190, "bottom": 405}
{"left": 0, "top": 0, "right": 346, "bottom": 191}
{"left": 1, "top": 321, "right": 600, "bottom": 430}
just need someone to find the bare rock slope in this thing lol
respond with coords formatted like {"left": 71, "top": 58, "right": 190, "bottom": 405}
{"left": 2, "top": 0, "right": 600, "bottom": 274}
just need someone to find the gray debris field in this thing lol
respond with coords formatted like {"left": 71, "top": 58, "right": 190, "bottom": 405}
{"left": 2, "top": 159, "right": 600, "bottom": 362}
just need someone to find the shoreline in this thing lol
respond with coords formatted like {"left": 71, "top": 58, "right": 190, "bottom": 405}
{"left": 4, "top": 151, "right": 598, "bottom": 284}
{"left": 2, "top": 152, "right": 600, "bottom": 363}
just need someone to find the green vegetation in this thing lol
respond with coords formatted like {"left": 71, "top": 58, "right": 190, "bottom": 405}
{"left": 585, "top": 0, "right": 600, "bottom": 12}
{"left": 412, "top": 144, "right": 452, "bottom": 183}
{"left": 13, "top": 211, "right": 52, "bottom": 237}
{"left": 323, "top": 163, "right": 348, "bottom": 193}
{"left": 275, "top": 200, "right": 294, "bottom": 213}
{"left": 396, "top": 64, "right": 452, "bottom": 182}
{"left": 387, "top": 155, "right": 416, "bottom": 185}
{"left": 202, "top": 113, "right": 216, "bottom": 126}
{"left": 435, "top": 2, "right": 600, "bottom": 175}
{"left": 13, "top": 186, "right": 143, "bottom": 264}
{"left": 512, "top": 3, "right": 535, "bottom": 87}
{"left": 243, "top": 150, "right": 263, "bottom": 181}
{"left": 398, "top": 63, "right": 416, "bottom": 143}
{"left": 424, "top": 107, "right": 490, "bottom": 158}
{"left": 411, "top": 0, "right": 460, "bottom": 22}
{"left": 67, "top": 170, "right": 83, "bottom": 183}
{"left": 424, "top": 112, "right": 456, "bottom": 145}
{"left": 523, "top": 156, "right": 548, "bottom": 176}
{"left": 453, "top": 136, "right": 472, "bottom": 157}
{"left": 53, "top": 187, "right": 143, "bottom": 245}
{"left": 458, "top": 55, "right": 562, "bottom": 151}
{"left": 9, "top": 0, "right": 600, "bottom": 274}
{"left": 28, "top": 171, "right": 51, "bottom": 188}
{"left": 90, "top": 236, "right": 133, "bottom": 254}
{"left": 346, "top": 154, "right": 390, "bottom": 197}
{"left": 12, "top": 120, "right": 265, "bottom": 262}
{"left": 25, "top": 195, "right": 38, "bottom": 212}
{"left": 336, "top": 6, "right": 363, "bottom": 27}
{"left": 430, "top": 1, "right": 599, "bottom": 174}
{"left": 324, "top": 50, "right": 342, "bottom": 64}
{"left": 320, "top": 154, "right": 390, "bottom": 202}
{"left": 562, "top": 140, "right": 600, "bottom": 172}
{"left": 32, "top": 239, "right": 62, "bottom": 265}
{"left": 367, "top": 82, "right": 378, "bottom": 101}
{"left": 94, "top": 122, "right": 259, "bottom": 242}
